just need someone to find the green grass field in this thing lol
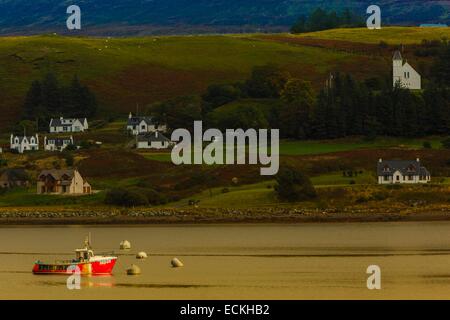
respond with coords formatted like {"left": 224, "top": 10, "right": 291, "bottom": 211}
{"left": 294, "top": 27, "right": 450, "bottom": 44}
{"left": 137, "top": 136, "right": 445, "bottom": 163}
{"left": 0, "top": 187, "right": 104, "bottom": 207}
{"left": 1, "top": 27, "right": 447, "bottom": 127}
{"left": 279, "top": 136, "right": 444, "bottom": 155}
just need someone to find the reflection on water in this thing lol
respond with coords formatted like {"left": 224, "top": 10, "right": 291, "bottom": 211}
{"left": 1, "top": 222, "right": 450, "bottom": 299}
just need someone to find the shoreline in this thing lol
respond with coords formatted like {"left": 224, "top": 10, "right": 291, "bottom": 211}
{"left": 0, "top": 207, "right": 449, "bottom": 225}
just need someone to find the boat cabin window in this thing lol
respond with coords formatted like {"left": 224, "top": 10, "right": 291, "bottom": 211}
{"left": 76, "top": 249, "right": 93, "bottom": 260}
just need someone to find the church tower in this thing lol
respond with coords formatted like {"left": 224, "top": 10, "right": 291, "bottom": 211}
{"left": 393, "top": 50, "right": 403, "bottom": 87}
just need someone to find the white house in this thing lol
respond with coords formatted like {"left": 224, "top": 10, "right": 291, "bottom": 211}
{"left": 393, "top": 51, "right": 421, "bottom": 90}
{"left": 377, "top": 158, "right": 430, "bottom": 184}
{"left": 44, "top": 136, "right": 74, "bottom": 152}
{"left": 127, "top": 113, "right": 167, "bottom": 135}
{"left": 10, "top": 134, "right": 39, "bottom": 153}
{"left": 137, "top": 131, "right": 173, "bottom": 149}
{"left": 49, "top": 117, "right": 88, "bottom": 133}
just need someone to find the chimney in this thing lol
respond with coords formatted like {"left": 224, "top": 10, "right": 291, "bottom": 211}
{"left": 155, "top": 131, "right": 158, "bottom": 138}
{"left": 416, "top": 158, "right": 420, "bottom": 162}
{"left": 379, "top": 158, "right": 382, "bottom": 163}
{"left": 129, "top": 112, "right": 132, "bottom": 119}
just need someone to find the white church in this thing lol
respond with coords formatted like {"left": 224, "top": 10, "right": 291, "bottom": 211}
{"left": 392, "top": 51, "right": 421, "bottom": 90}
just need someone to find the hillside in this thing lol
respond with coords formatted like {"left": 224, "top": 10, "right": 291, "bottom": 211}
{"left": 0, "top": 0, "right": 448, "bottom": 35}
{"left": 0, "top": 27, "right": 448, "bottom": 129}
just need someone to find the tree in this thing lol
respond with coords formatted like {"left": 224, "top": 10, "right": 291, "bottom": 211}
{"left": 41, "top": 73, "right": 61, "bottom": 115}
{"left": 291, "top": 8, "right": 364, "bottom": 34}
{"left": 275, "top": 166, "right": 316, "bottom": 202}
{"left": 290, "top": 15, "right": 307, "bottom": 33}
{"left": 104, "top": 188, "right": 149, "bottom": 207}
{"left": 279, "top": 79, "right": 315, "bottom": 139}
{"left": 245, "top": 64, "right": 290, "bottom": 98}
{"left": 431, "top": 41, "right": 450, "bottom": 86}
{"left": 208, "top": 102, "right": 269, "bottom": 131}
{"left": 22, "top": 80, "right": 42, "bottom": 120}
{"left": 150, "top": 95, "right": 203, "bottom": 131}
{"left": 202, "top": 83, "right": 241, "bottom": 111}
{"left": 21, "top": 73, "right": 98, "bottom": 131}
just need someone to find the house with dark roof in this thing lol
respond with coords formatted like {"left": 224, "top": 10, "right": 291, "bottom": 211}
{"left": 49, "top": 117, "right": 88, "bottom": 133}
{"left": 37, "top": 169, "right": 91, "bottom": 195}
{"left": 10, "top": 134, "right": 39, "bottom": 153}
{"left": 0, "top": 168, "right": 29, "bottom": 188}
{"left": 127, "top": 113, "right": 167, "bottom": 135}
{"left": 44, "top": 136, "right": 74, "bottom": 152}
{"left": 377, "top": 158, "right": 430, "bottom": 184}
{"left": 137, "top": 131, "right": 173, "bottom": 149}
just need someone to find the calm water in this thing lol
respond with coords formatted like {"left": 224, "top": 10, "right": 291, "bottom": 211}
{"left": 1, "top": 222, "right": 450, "bottom": 299}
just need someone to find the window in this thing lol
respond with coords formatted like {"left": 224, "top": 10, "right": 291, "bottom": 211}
{"left": 408, "top": 175, "right": 413, "bottom": 181}
{"left": 383, "top": 176, "right": 389, "bottom": 181}
{"left": 396, "top": 176, "right": 400, "bottom": 181}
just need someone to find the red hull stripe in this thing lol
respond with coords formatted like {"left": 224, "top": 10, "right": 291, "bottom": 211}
{"left": 33, "top": 258, "right": 117, "bottom": 275}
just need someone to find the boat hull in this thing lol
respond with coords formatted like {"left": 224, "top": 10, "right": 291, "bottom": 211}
{"left": 32, "top": 257, "right": 117, "bottom": 275}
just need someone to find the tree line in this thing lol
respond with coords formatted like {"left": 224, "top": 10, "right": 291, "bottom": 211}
{"left": 290, "top": 8, "right": 365, "bottom": 34}
{"left": 21, "top": 73, "right": 97, "bottom": 131}
{"left": 148, "top": 41, "right": 450, "bottom": 140}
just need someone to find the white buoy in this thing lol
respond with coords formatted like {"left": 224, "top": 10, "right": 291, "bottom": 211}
{"left": 136, "top": 251, "right": 148, "bottom": 259}
{"left": 126, "top": 264, "right": 141, "bottom": 275}
{"left": 171, "top": 258, "right": 184, "bottom": 268}
{"left": 120, "top": 240, "right": 131, "bottom": 250}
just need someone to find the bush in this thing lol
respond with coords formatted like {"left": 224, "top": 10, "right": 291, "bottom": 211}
{"left": 63, "top": 152, "right": 74, "bottom": 166}
{"left": 275, "top": 166, "right": 316, "bottom": 202}
{"left": 104, "top": 188, "right": 149, "bottom": 207}
{"left": 423, "top": 141, "right": 432, "bottom": 149}
{"left": 355, "top": 196, "right": 369, "bottom": 203}
{"left": 221, "top": 188, "right": 229, "bottom": 194}
{"left": 142, "top": 188, "right": 168, "bottom": 205}
{"left": 65, "top": 144, "right": 77, "bottom": 151}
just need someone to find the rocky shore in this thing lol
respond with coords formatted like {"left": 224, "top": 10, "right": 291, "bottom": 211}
{"left": 0, "top": 206, "right": 450, "bottom": 224}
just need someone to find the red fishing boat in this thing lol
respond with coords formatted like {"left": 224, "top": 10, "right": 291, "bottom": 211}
{"left": 32, "top": 236, "right": 117, "bottom": 275}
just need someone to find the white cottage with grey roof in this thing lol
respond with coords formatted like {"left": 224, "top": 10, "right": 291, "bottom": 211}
{"left": 127, "top": 113, "right": 167, "bottom": 135}
{"left": 10, "top": 134, "right": 39, "bottom": 153}
{"left": 49, "top": 117, "right": 88, "bottom": 133}
{"left": 137, "top": 131, "right": 173, "bottom": 149}
{"left": 377, "top": 158, "right": 430, "bottom": 184}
